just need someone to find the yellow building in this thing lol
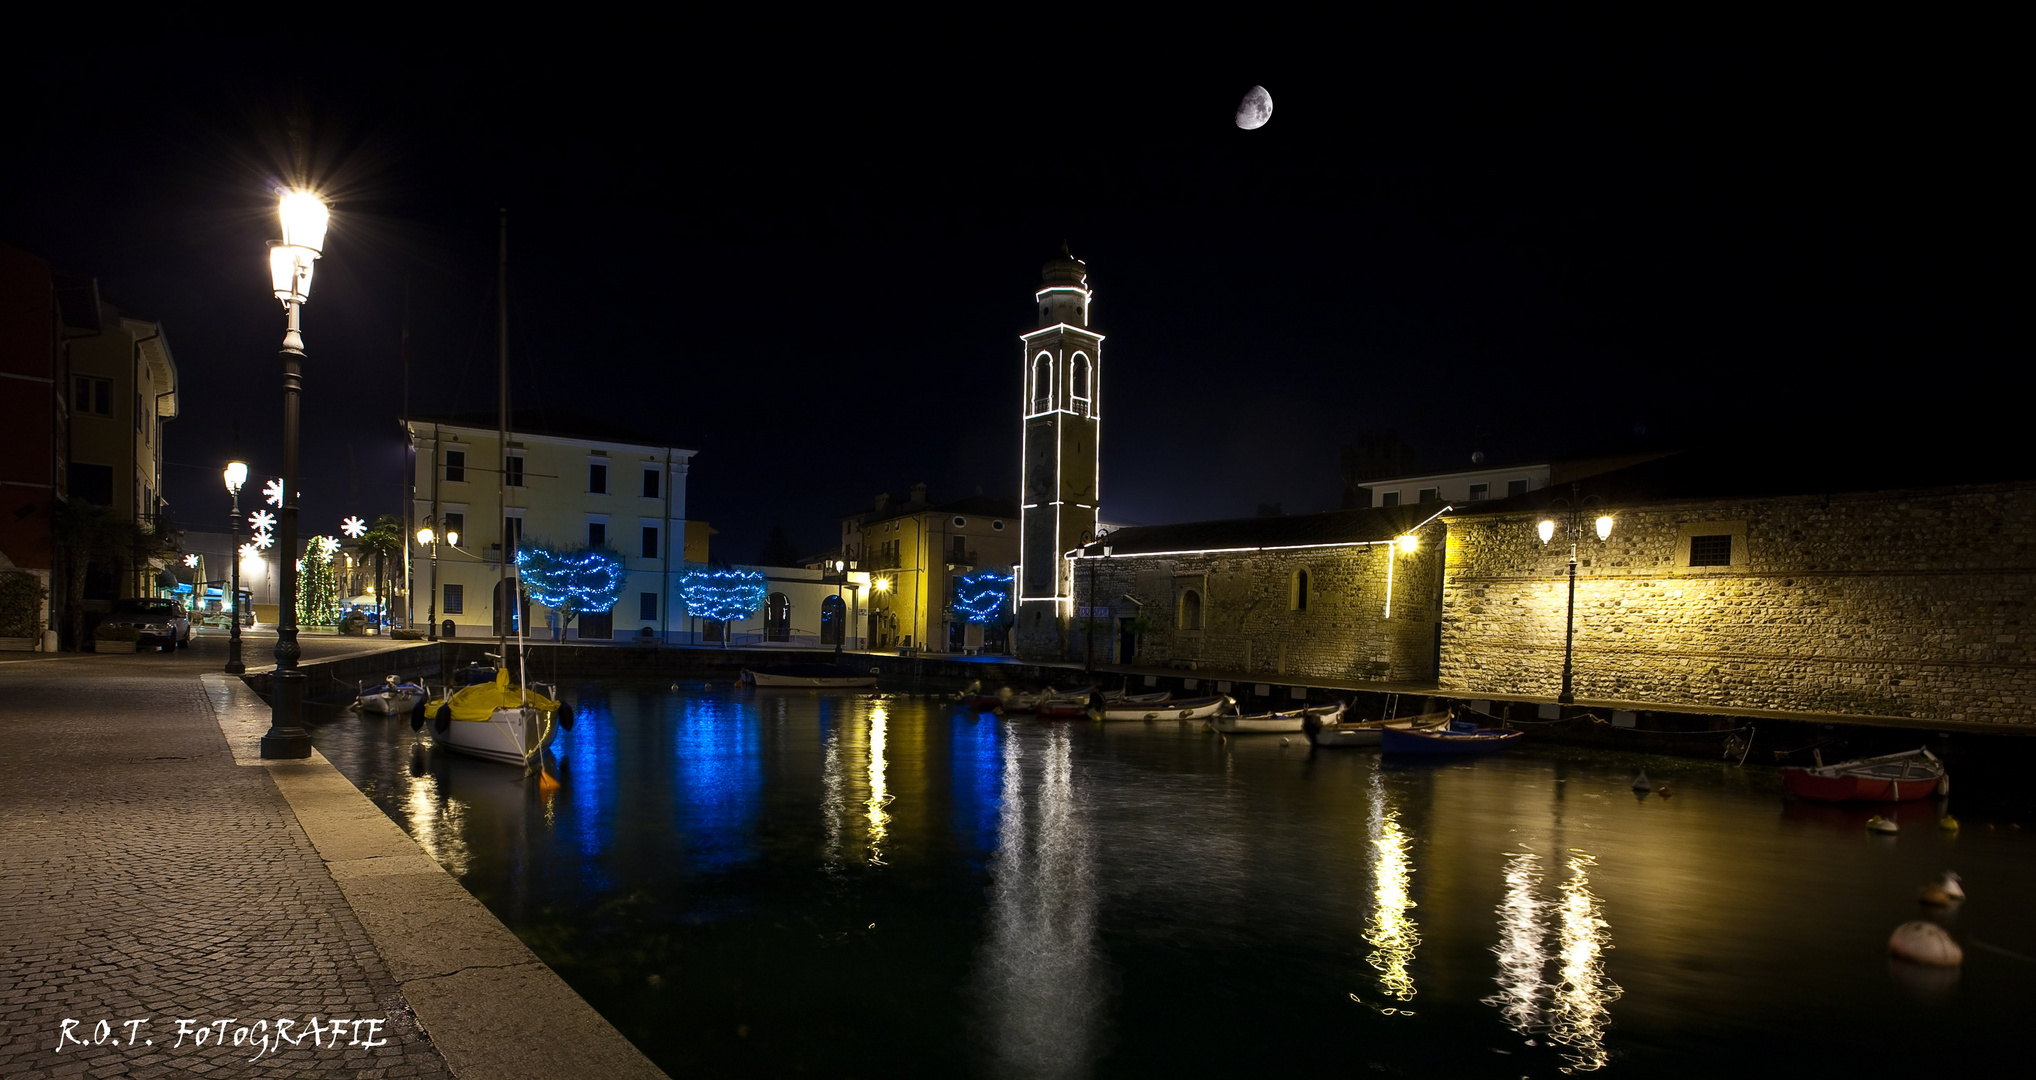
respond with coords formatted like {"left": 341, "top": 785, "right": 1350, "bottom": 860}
{"left": 405, "top": 413, "right": 696, "bottom": 640}
{"left": 840, "top": 485, "right": 1020, "bottom": 652}
{"left": 65, "top": 305, "right": 179, "bottom": 602}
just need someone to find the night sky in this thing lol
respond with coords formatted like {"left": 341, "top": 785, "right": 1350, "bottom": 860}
{"left": 2, "top": 23, "right": 2018, "bottom": 562}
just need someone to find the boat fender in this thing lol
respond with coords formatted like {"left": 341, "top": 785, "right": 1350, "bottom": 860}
{"left": 1889, "top": 921, "right": 1962, "bottom": 966}
{"left": 558, "top": 701, "right": 576, "bottom": 731}
{"left": 409, "top": 699, "right": 427, "bottom": 732}
{"left": 434, "top": 704, "right": 452, "bottom": 733}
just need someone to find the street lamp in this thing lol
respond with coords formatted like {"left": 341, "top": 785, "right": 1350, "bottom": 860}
{"left": 259, "top": 187, "right": 328, "bottom": 759}
{"left": 223, "top": 460, "right": 248, "bottom": 674}
{"left": 1073, "top": 528, "right": 1112, "bottom": 673}
{"left": 416, "top": 519, "right": 457, "bottom": 641}
{"left": 1537, "top": 483, "right": 1615, "bottom": 706}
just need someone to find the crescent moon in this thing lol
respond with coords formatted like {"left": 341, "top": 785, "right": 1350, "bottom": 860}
{"left": 1235, "top": 85, "right": 1273, "bottom": 130}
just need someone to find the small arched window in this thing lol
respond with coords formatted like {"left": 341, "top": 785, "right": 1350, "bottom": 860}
{"left": 1291, "top": 569, "right": 1310, "bottom": 611}
{"left": 1179, "top": 589, "right": 1203, "bottom": 630}
{"left": 1071, "top": 353, "right": 1091, "bottom": 401}
{"left": 1032, "top": 353, "right": 1053, "bottom": 411}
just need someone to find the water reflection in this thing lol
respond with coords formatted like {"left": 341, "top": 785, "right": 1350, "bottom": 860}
{"left": 977, "top": 723, "right": 1104, "bottom": 1080}
{"left": 1549, "top": 851, "right": 1620, "bottom": 1073}
{"left": 1363, "top": 766, "right": 1420, "bottom": 1004}
{"left": 867, "top": 704, "right": 891, "bottom": 865}
{"left": 821, "top": 711, "right": 845, "bottom": 872}
{"left": 1488, "top": 850, "right": 1548, "bottom": 1032}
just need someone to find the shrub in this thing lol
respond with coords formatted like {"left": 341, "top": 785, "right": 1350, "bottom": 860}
{"left": 339, "top": 612, "right": 370, "bottom": 636}
{"left": 0, "top": 571, "right": 45, "bottom": 638}
{"left": 94, "top": 622, "right": 140, "bottom": 642}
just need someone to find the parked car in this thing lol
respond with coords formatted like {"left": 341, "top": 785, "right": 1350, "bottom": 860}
{"left": 100, "top": 598, "right": 192, "bottom": 653}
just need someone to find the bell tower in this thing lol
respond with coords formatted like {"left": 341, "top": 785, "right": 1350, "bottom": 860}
{"left": 1016, "top": 244, "right": 1103, "bottom": 660}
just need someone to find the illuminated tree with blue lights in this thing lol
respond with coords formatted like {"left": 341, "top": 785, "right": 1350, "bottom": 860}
{"left": 680, "top": 567, "right": 768, "bottom": 647}
{"left": 954, "top": 571, "right": 1013, "bottom": 623}
{"left": 516, "top": 542, "right": 626, "bottom": 641}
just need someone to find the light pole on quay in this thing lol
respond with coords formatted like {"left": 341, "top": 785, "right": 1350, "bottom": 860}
{"left": 258, "top": 188, "right": 329, "bottom": 759}
{"left": 223, "top": 460, "right": 248, "bottom": 674}
{"left": 1537, "top": 484, "right": 1615, "bottom": 706}
{"left": 1074, "top": 527, "right": 1111, "bottom": 674}
{"left": 416, "top": 520, "right": 457, "bottom": 641}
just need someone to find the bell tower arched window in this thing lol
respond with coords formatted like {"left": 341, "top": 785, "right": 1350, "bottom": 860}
{"left": 1071, "top": 353, "right": 1091, "bottom": 414}
{"left": 1032, "top": 353, "right": 1054, "bottom": 412}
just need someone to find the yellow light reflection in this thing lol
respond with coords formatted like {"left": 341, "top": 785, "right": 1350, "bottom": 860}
{"left": 865, "top": 704, "right": 891, "bottom": 865}
{"left": 1549, "top": 851, "right": 1621, "bottom": 1072}
{"left": 403, "top": 774, "right": 470, "bottom": 878}
{"left": 1363, "top": 769, "right": 1419, "bottom": 1002}
{"left": 1487, "top": 851, "right": 1548, "bottom": 1033}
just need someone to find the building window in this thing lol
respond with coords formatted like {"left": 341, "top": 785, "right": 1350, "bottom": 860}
{"left": 1418, "top": 488, "right": 1440, "bottom": 504}
{"left": 765, "top": 592, "right": 791, "bottom": 641}
{"left": 444, "top": 449, "right": 465, "bottom": 483}
{"left": 1291, "top": 569, "right": 1309, "bottom": 611}
{"left": 642, "top": 467, "right": 660, "bottom": 499}
{"left": 505, "top": 455, "right": 525, "bottom": 487}
{"left": 1468, "top": 483, "right": 1489, "bottom": 501}
{"left": 503, "top": 515, "right": 523, "bottom": 558}
{"left": 73, "top": 376, "right": 112, "bottom": 416}
{"left": 1032, "top": 353, "right": 1053, "bottom": 411}
{"left": 953, "top": 516, "right": 967, "bottom": 527}
{"left": 589, "top": 463, "right": 607, "bottom": 494}
{"left": 1071, "top": 353, "right": 1091, "bottom": 400}
{"left": 641, "top": 525, "right": 659, "bottom": 559}
{"left": 578, "top": 609, "right": 613, "bottom": 639}
{"left": 1179, "top": 589, "right": 1203, "bottom": 630}
{"left": 444, "top": 512, "right": 465, "bottom": 539}
{"left": 68, "top": 462, "right": 113, "bottom": 506}
{"left": 1689, "top": 534, "right": 1733, "bottom": 567}
{"left": 443, "top": 584, "right": 464, "bottom": 614}
{"left": 639, "top": 592, "right": 658, "bottom": 621}
{"left": 1380, "top": 491, "right": 1401, "bottom": 508}
{"left": 993, "top": 519, "right": 1004, "bottom": 530}
{"left": 951, "top": 536, "right": 968, "bottom": 562}
{"left": 1508, "top": 479, "right": 1529, "bottom": 497}
{"left": 588, "top": 522, "right": 607, "bottom": 548}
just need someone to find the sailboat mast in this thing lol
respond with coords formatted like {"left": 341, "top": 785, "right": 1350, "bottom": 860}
{"left": 497, "top": 207, "right": 510, "bottom": 658}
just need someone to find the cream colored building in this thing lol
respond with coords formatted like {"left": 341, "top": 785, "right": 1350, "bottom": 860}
{"left": 840, "top": 486, "right": 1020, "bottom": 653}
{"left": 406, "top": 414, "right": 696, "bottom": 640}
{"left": 66, "top": 307, "right": 179, "bottom": 601}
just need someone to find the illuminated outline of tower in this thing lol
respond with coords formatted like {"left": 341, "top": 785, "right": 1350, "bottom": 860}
{"left": 1017, "top": 245, "right": 1102, "bottom": 654}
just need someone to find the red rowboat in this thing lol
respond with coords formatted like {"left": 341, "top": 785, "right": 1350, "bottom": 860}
{"left": 1780, "top": 748, "right": 1947, "bottom": 803}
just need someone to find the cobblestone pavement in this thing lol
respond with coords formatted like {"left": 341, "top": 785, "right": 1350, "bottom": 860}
{"left": 0, "top": 651, "right": 452, "bottom": 1078}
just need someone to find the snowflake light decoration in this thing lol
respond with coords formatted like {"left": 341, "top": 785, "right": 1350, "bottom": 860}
{"left": 183, "top": 553, "right": 200, "bottom": 567}
{"left": 238, "top": 543, "right": 259, "bottom": 558}
{"left": 248, "top": 509, "right": 277, "bottom": 533}
{"left": 263, "top": 478, "right": 284, "bottom": 508}
{"left": 341, "top": 516, "right": 367, "bottom": 538}
{"left": 295, "top": 559, "right": 303, "bottom": 573}
{"left": 315, "top": 536, "right": 342, "bottom": 558}
{"left": 252, "top": 530, "right": 275, "bottom": 550}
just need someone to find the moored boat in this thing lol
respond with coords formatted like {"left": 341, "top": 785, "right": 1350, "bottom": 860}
{"left": 417, "top": 667, "right": 567, "bottom": 767}
{"left": 1212, "top": 701, "right": 1345, "bottom": 734}
{"left": 355, "top": 674, "right": 427, "bottom": 716}
{"left": 1380, "top": 718, "right": 1523, "bottom": 756}
{"left": 1095, "top": 694, "right": 1233, "bottom": 722}
{"left": 1781, "top": 748, "right": 1947, "bottom": 803}
{"left": 1302, "top": 709, "right": 1452, "bottom": 748}
{"left": 742, "top": 663, "right": 880, "bottom": 688}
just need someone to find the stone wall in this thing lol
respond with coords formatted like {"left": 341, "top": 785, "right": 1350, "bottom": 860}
{"left": 1440, "top": 483, "right": 2036, "bottom": 726}
{"left": 1061, "top": 542, "right": 1443, "bottom": 682}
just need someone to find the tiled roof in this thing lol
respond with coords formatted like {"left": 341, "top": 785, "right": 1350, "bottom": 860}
{"left": 1089, "top": 505, "right": 1442, "bottom": 556}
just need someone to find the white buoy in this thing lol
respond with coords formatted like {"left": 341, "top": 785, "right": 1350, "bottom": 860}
{"left": 1919, "top": 871, "right": 1965, "bottom": 905}
{"left": 1633, "top": 771, "right": 1652, "bottom": 792}
{"left": 1889, "top": 921, "right": 1963, "bottom": 966}
{"left": 1867, "top": 815, "right": 1899, "bottom": 834}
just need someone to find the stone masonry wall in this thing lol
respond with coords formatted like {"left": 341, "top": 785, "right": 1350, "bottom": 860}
{"left": 1068, "top": 542, "right": 1443, "bottom": 683}
{"left": 1439, "top": 483, "right": 2036, "bottom": 727}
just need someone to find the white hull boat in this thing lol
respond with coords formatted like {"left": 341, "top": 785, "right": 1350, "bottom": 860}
{"left": 1303, "top": 710, "right": 1450, "bottom": 749}
{"left": 1212, "top": 701, "right": 1345, "bottom": 734}
{"left": 356, "top": 675, "right": 427, "bottom": 716}
{"left": 418, "top": 670, "right": 564, "bottom": 767}
{"left": 743, "top": 664, "right": 879, "bottom": 688}
{"left": 1096, "top": 694, "right": 1234, "bottom": 722}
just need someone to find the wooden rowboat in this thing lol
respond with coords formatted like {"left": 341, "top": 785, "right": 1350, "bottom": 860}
{"left": 1302, "top": 710, "right": 1450, "bottom": 749}
{"left": 1094, "top": 694, "right": 1233, "bottom": 722}
{"left": 1781, "top": 748, "right": 1947, "bottom": 803}
{"left": 1380, "top": 720, "right": 1523, "bottom": 756}
{"left": 1212, "top": 701, "right": 1344, "bottom": 734}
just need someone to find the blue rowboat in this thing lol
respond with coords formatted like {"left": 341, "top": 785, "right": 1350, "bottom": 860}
{"left": 1380, "top": 719, "right": 1523, "bottom": 756}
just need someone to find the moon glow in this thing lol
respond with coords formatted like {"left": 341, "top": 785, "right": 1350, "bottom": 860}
{"left": 1235, "top": 85, "right": 1273, "bottom": 130}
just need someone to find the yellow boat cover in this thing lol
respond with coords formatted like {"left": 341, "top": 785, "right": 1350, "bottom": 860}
{"left": 436, "top": 667, "right": 560, "bottom": 723}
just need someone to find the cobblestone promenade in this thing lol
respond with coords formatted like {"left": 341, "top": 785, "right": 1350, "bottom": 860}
{"left": 0, "top": 644, "right": 452, "bottom": 1078}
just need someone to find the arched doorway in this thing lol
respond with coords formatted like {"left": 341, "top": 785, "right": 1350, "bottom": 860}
{"left": 820, "top": 595, "right": 846, "bottom": 646}
{"left": 765, "top": 592, "right": 791, "bottom": 642}
{"left": 493, "top": 579, "right": 530, "bottom": 636}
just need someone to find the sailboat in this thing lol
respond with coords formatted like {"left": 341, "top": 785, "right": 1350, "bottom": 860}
{"left": 414, "top": 209, "right": 575, "bottom": 767}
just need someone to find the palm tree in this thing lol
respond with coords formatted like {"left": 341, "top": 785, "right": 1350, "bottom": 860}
{"left": 352, "top": 515, "right": 405, "bottom": 626}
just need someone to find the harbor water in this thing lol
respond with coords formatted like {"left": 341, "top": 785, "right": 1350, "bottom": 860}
{"left": 305, "top": 682, "right": 2034, "bottom": 1078}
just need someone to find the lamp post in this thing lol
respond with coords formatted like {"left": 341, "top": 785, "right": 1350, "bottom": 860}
{"left": 257, "top": 189, "right": 328, "bottom": 759}
{"left": 1074, "top": 528, "right": 1111, "bottom": 674}
{"left": 1537, "top": 484, "right": 1614, "bottom": 706}
{"left": 416, "top": 519, "right": 456, "bottom": 641}
{"left": 223, "top": 460, "right": 248, "bottom": 674}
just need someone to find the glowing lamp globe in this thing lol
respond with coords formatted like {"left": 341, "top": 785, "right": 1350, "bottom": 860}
{"left": 1595, "top": 515, "right": 1615, "bottom": 541}
{"left": 278, "top": 190, "right": 329, "bottom": 252}
{"left": 224, "top": 460, "right": 248, "bottom": 495}
{"left": 445, "top": 531, "right": 458, "bottom": 547}
{"left": 416, "top": 527, "right": 435, "bottom": 546}
{"left": 1398, "top": 535, "right": 1418, "bottom": 554}
{"left": 1537, "top": 519, "right": 1556, "bottom": 545}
